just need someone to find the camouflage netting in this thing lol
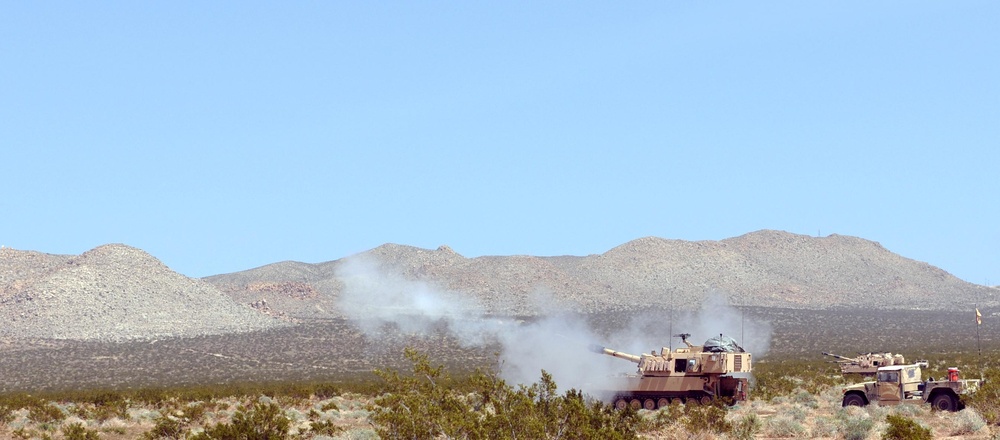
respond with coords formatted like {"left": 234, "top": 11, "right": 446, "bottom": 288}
{"left": 703, "top": 334, "right": 744, "bottom": 353}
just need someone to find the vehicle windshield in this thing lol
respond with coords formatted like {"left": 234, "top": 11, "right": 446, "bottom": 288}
{"left": 878, "top": 370, "right": 899, "bottom": 383}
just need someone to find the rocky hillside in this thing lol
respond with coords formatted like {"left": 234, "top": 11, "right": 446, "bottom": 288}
{"left": 207, "top": 230, "right": 997, "bottom": 318}
{"left": 0, "top": 244, "right": 286, "bottom": 341}
{"left": 2, "top": 231, "right": 995, "bottom": 341}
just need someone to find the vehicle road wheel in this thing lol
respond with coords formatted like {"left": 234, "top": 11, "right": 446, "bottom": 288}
{"left": 686, "top": 397, "right": 700, "bottom": 406}
{"left": 842, "top": 394, "right": 866, "bottom": 407}
{"left": 614, "top": 398, "right": 627, "bottom": 410}
{"left": 643, "top": 399, "right": 655, "bottom": 410}
{"left": 932, "top": 394, "right": 957, "bottom": 412}
{"left": 629, "top": 399, "right": 642, "bottom": 410}
{"left": 657, "top": 398, "right": 670, "bottom": 409}
{"left": 670, "top": 398, "right": 683, "bottom": 406}
{"left": 700, "top": 395, "right": 713, "bottom": 406}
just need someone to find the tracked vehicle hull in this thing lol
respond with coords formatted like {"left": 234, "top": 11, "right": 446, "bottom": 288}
{"left": 607, "top": 375, "right": 749, "bottom": 410}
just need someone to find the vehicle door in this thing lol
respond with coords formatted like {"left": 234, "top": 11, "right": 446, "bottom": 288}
{"left": 876, "top": 370, "right": 902, "bottom": 404}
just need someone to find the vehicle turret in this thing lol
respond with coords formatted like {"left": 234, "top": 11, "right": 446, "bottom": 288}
{"left": 823, "top": 351, "right": 908, "bottom": 376}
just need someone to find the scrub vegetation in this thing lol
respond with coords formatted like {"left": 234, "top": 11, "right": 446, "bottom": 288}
{"left": 1, "top": 351, "right": 998, "bottom": 439}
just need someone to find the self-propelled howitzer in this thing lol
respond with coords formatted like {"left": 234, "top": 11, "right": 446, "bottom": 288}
{"left": 589, "top": 333, "right": 752, "bottom": 410}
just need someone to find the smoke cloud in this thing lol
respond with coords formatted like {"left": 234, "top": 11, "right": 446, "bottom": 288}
{"left": 335, "top": 256, "right": 772, "bottom": 396}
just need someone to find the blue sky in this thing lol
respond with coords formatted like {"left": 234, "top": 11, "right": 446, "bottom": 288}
{"left": 2, "top": 2, "right": 997, "bottom": 284}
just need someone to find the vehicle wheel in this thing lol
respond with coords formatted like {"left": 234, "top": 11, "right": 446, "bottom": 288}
{"left": 614, "top": 398, "right": 627, "bottom": 410}
{"left": 686, "top": 397, "right": 700, "bottom": 406}
{"left": 671, "top": 398, "right": 683, "bottom": 406}
{"left": 932, "top": 394, "right": 957, "bottom": 412}
{"left": 700, "top": 395, "right": 713, "bottom": 406}
{"left": 657, "top": 398, "right": 670, "bottom": 409}
{"left": 629, "top": 399, "right": 642, "bottom": 410}
{"left": 842, "top": 393, "right": 866, "bottom": 407}
{"left": 643, "top": 399, "right": 656, "bottom": 410}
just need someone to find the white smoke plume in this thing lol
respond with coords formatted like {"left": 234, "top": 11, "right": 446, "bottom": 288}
{"left": 335, "top": 256, "right": 772, "bottom": 396}
{"left": 335, "top": 255, "right": 505, "bottom": 347}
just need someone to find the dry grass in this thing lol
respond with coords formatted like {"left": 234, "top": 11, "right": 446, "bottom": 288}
{"left": 0, "top": 378, "right": 996, "bottom": 439}
{"left": 0, "top": 394, "right": 377, "bottom": 440}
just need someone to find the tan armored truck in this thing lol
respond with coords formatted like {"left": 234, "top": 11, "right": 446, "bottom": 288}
{"left": 589, "top": 333, "right": 752, "bottom": 410}
{"left": 823, "top": 351, "right": 909, "bottom": 376}
{"left": 841, "top": 364, "right": 981, "bottom": 411}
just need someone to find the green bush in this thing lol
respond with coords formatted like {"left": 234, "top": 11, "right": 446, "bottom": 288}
{"left": 681, "top": 402, "right": 731, "bottom": 435}
{"left": 143, "top": 415, "right": 185, "bottom": 440}
{"left": 308, "top": 419, "right": 344, "bottom": 436}
{"left": 62, "top": 422, "right": 101, "bottom": 440}
{"left": 190, "top": 400, "right": 290, "bottom": 440}
{"left": 882, "top": 413, "right": 931, "bottom": 440}
{"left": 0, "top": 403, "right": 14, "bottom": 425}
{"left": 369, "top": 348, "right": 642, "bottom": 440}
{"left": 28, "top": 402, "right": 65, "bottom": 423}
{"left": 968, "top": 368, "right": 1000, "bottom": 424}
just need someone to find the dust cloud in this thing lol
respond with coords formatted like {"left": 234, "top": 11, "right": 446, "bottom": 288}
{"left": 335, "top": 256, "right": 772, "bottom": 395}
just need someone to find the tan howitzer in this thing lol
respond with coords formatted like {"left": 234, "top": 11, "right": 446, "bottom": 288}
{"left": 588, "top": 333, "right": 752, "bottom": 411}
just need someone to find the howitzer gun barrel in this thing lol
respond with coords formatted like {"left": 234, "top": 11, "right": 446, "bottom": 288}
{"left": 823, "top": 352, "right": 853, "bottom": 361}
{"left": 588, "top": 344, "right": 643, "bottom": 363}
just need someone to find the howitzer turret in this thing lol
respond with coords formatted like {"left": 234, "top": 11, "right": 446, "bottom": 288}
{"left": 823, "top": 352, "right": 908, "bottom": 376}
{"left": 590, "top": 333, "right": 752, "bottom": 410}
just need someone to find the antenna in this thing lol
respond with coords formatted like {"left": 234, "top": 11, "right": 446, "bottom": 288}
{"left": 669, "top": 288, "right": 674, "bottom": 351}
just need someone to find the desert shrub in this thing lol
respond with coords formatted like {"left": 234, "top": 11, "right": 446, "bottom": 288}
{"left": 0, "top": 394, "right": 42, "bottom": 412}
{"left": 369, "top": 348, "right": 642, "bottom": 440}
{"left": 882, "top": 413, "right": 931, "bottom": 440}
{"left": 681, "top": 402, "right": 731, "bottom": 435}
{"left": 62, "top": 422, "right": 101, "bottom": 440}
{"left": 0, "top": 403, "right": 14, "bottom": 425}
{"left": 952, "top": 409, "right": 987, "bottom": 435}
{"left": 58, "top": 391, "right": 129, "bottom": 422}
{"left": 11, "top": 427, "right": 32, "bottom": 439}
{"left": 729, "top": 412, "right": 762, "bottom": 440}
{"left": 143, "top": 415, "right": 186, "bottom": 440}
{"left": 785, "top": 404, "right": 808, "bottom": 422}
{"left": 839, "top": 407, "right": 875, "bottom": 440}
{"left": 320, "top": 400, "right": 339, "bottom": 412}
{"left": 769, "top": 395, "right": 789, "bottom": 405}
{"left": 182, "top": 401, "right": 210, "bottom": 423}
{"left": 792, "top": 390, "right": 819, "bottom": 409}
{"left": 342, "top": 428, "right": 379, "bottom": 440}
{"left": 752, "top": 359, "right": 842, "bottom": 402}
{"left": 309, "top": 419, "right": 344, "bottom": 436}
{"left": 764, "top": 414, "right": 806, "bottom": 438}
{"left": 752, "top": 363, "right": 798, "bottom": 402}
{"left": 133, "top": 388, "right": 172, "bottom": 406}
{"left": 889, "top": 403, "right": 922, "bottom": 417}
{"left": 812, "top": 416, "right": 839, "bottom": 437}
{"left": 644, "top": 402, "right": 682, "bottom": 431}
{"left": 190, "top": 400, "right": 290, "bottom": 440}
{"left": 28, "top": 402, "right": 65, "bottom": 423}
{"left": 968, "top": 368, "right": 1000, "bottom": 424}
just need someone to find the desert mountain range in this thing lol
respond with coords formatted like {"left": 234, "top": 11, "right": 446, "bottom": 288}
{"left": 1, "top": 230, "right": 995, "bottom": 341}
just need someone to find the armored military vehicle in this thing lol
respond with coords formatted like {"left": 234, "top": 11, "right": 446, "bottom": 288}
{"left": 589, "top": 333, "right": 752, "bottom": 410}
{"left": 841, "top": 364, "right": 980, "bottom": 411}
{"left": 823, "top": 351, "right": 909, "bottom": 376}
